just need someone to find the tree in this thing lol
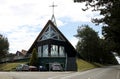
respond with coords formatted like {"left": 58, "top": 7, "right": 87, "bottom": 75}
{"left": 75, "top": 25, "right": 118, "bottom": 64}
{"left": 75, "top": 25, "right": 101, "bottom": 62}
{"left": 29, "top": 48, "right": 39, "bottom": 67}
{"left": 0, "top": 34, "right": 9, "bottom": 60}
{"left": 74, "top": 0, "right": 120, "bottom": 55}
{"left": 99, "top": 39, "right": 118, "bottom": 64}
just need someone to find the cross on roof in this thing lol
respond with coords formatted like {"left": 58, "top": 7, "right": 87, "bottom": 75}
{"left": 50, "top": 2, "right": 57, "bottom": 16}
{"left": 49, "top": 2, "right": 57, "bottom": 26}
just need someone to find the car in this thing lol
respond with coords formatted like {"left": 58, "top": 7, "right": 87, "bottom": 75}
{"left": 51, "top": 63, "right": 63, "bottom": 71}
{"left": 16, "top": 64, "right": 29, "bottom": 71}
{"left": 29, "top": 66, "right": 38, "bottom": 71}
{"left": 39, "top": 66, "right": 47, "bottom": 71}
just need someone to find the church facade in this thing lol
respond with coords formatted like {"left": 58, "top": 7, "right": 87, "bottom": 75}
{"left": 27, "top": 20, "right": 77, "bottom": 71}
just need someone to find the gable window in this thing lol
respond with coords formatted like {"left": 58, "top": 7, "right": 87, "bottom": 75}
{"left": 39, "top": 24, "right": 65, "bottom": 41}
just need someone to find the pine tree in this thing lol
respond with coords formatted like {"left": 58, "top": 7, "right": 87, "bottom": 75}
{"left": 0, "top": 34, "right": 9, "bottom": 60}
{"left": 75, "top": 25, "right": 101, "bottom": 62}
{"left": 29, "top": 48, "right": 39, "bottom": 67}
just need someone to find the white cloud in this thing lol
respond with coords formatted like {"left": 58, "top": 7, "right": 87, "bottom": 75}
{"left": 6, "top": 25, "right": 39, "bottom": 53}
{"left": 0, "top": 0, "right": 101, "bottom": 53}
{"left": 69, "top": 37, "right": 79, "bottom": 48}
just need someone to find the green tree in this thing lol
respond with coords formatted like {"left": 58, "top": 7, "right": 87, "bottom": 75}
{"left": 0, "top": 34, "right": 9, "bottom": 60}
{"left": 29, "top": 48, "right": 39, "bottom": 67}
{"left": 74, "top": 0, "right": 120, "bottom": 55}
{"left": 99, "top": 39, "right": 118, "bottom": 64}
{"left": 75, "top": 25, "right": 101, "bottom": 62}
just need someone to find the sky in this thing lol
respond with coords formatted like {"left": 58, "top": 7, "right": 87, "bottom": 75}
{"left": 0, "top": 0, "right": 102, "bottom": 53}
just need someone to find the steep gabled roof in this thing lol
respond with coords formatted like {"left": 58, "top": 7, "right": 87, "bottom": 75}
{"left": 27, "top": 20, "right": 77, "bottom": 56}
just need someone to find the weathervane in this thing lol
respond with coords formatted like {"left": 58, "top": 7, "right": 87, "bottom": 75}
{"left": 49, "top": 2, "right": 57, "bottom": 26}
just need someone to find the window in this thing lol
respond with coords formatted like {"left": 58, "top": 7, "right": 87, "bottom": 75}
{"left": 38, "top": 45, "right": 65, "bottom": 57}
{"left": 38, "top": 46, "right": 42, "bottom": 57}
{"left": 59, "top": 46, "right": 65, "bottom": 57}
{"left": 39, "top": 24, "right": 65, "bottom": 41}
{"left": 43, "top": 45, "right": 48, "bottom": 57}
{"left": 51, "top": 45, "right": 58, "bottom": 57}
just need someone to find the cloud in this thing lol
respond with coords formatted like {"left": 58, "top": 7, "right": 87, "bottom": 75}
{"left": 6, "top": 25, "right": 39, "bottom": 53}
{"left": 69, "top": 37, "right": 79, "bottom": 48}
{"left": 0, "top": 0, "right": 101, "bottom": 53}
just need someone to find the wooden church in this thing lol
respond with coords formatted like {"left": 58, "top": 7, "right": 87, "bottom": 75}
{"left": 27, "top": 19, "right": 77, "bottom": 71}
{"left": 27, "top": 3, "right": 77, "bottom": 71}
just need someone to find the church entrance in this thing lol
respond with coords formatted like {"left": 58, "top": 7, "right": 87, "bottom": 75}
{"left": 45, "top": 62, "right": 64, "bottom": 71}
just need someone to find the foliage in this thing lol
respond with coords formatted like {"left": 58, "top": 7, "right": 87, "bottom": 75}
{"left": 99, "top": 39, "right": 118, "bottom": 64}
{"left": 75, "top": 25, "right": 101, "bottom": 62}
{"left": 75, "top": 25, "right": 118, "bottom": 64}
{"left": 74, "top": 0, "right": 120, "bottom": 55}
{"left": 0, "top": 34, "right": 9, "bottom": 59}
{"left": 29, "top": 48, "right": 39, "bottom": 67}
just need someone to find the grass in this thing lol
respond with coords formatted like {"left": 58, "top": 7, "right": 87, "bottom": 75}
{"left": 76, "top": 59, "right": 102, "bottom": 71}
{"left": 0, "top": 59, "right": 102, "bottom": 71}
{"left": 0, "top": 62, "right": 27, "bottom": 71}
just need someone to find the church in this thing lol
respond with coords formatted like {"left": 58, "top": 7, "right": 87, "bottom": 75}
{"left": 27, "top": 4, "right": 77, "bottom": 71}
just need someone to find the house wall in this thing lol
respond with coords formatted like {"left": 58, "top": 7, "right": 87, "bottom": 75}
{"left": 66, "top": 57, "right": 77, "bottom": 71}
{"left": 37, "top": 39, "right": 77, "bottom": 71}
{"left": 39, "top": 57, "right": 77, "bottom": 71}
{"left": 39, "top": 57, "right": 66, "bottom": 71}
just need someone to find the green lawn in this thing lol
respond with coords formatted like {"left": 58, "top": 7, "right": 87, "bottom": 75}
{"left": 0, "top": 62, "right": 27, "bottom": 71}
{"left": 0, "top": 59, "right": 102, "bottom": 71}
{"left": 76, "top": 59, "right": 102, "bottom": 71}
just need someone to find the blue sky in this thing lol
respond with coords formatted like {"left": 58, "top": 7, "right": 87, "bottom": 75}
{"left": 0, "top": 0, "right": 102, "bottom": 53}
